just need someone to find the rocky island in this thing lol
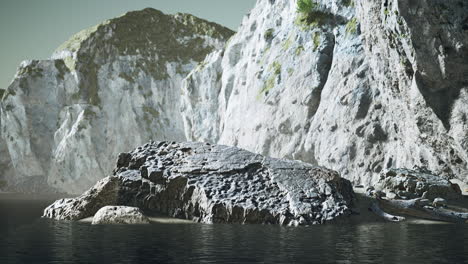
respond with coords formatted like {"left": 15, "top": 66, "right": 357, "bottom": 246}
{"left": 44, "top": 141, "right": 354, "bottom": 225}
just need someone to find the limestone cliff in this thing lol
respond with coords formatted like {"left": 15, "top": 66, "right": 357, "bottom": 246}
{"left": 181, "top": 0, "right": 468, "bottom": 186}
{"left": 2, "top": 1, "right": 468, "bottom": 194}
{"left": 0, "top": 8, "right": 233, "bottom": 194}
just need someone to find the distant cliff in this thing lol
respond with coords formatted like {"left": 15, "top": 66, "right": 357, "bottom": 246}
{"left": 0, "top": 8, "right": 233, "bottom": 194}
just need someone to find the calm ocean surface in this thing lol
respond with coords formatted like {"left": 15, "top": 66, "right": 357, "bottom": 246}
{"left": 0, "top": 195, "right": 467, "bottom": 264}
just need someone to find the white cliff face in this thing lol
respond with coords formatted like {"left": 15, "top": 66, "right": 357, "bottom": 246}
{"left": 2, "top": 1, "right": 468, "bottom": 194}
{"left": 181, "top": 0, "right": 468, "bottom": 186}
{"left": 0, "top": 8, "right": 233, "bottom": 194}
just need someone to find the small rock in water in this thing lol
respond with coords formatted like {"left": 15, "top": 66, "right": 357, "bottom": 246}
{"left": 432, "top": 198, "right": 447, "bottom": 208}
{"left": 91, "top": 206, "right": 150, "bottom": 225}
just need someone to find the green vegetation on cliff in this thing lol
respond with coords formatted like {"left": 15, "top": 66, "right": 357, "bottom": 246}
{"left": 55, "top": 8, "right": 235, "bottom": 107}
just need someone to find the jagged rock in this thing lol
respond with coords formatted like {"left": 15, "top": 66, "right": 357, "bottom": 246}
{"left": 0, "top": 8, "right": 233, "bottom": 194}
{"left": 91, "top": 206, "right": 150, "bottom": 225}
{"left": 43, "top": 141, "right": 355, "bottom": 225}
{"left": 374, "top": 168, "right": 462, "bottom": 200}
{"left": 43, "top": 176, "right": 120, "bottom": 220}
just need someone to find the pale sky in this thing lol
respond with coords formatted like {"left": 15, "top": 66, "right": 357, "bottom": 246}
{"left": 0, "top": 0, "right": 256, "bottom": 89}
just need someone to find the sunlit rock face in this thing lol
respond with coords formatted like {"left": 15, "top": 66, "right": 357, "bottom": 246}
{"left": 44, "top": 141, "right": 355, "bottom": 225}
{"left": 181, "top": 0, "right": 468, "bottom": 186}
{"left": 0, "top": 8, "right": 233, "bottom": 194}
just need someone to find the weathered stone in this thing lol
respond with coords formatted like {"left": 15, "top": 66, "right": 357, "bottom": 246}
{"left": 43, "top": 176, "right": 120, "bottom": 220}
{"left": 374, "top": 168, "right": 462, "bottom": 201}
{"left": 44, "top": 141, "right": 355, "bottom": 225}
{"left": 91, "top": 206, "right": 150, "bottom": 225}
{"left": 180, "top": 0, "right": 468, "bottom": 187}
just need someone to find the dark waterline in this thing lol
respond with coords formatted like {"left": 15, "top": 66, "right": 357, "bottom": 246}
{"left": 0, "top": 195, "right": 467, "bottom": 264}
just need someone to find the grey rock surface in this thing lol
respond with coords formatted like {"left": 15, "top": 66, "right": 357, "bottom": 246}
{"left": 180, "top": 0, "right": 468, "bottom": 187}
{"left": 91, "top": 206, "right": 150, "bottom": 225}
{"left": 374, "top": 168, "right": 462, "bottom": 201}
{"left": 44, "top": 141, "right": 355, "bottom": 225}
{"left": 43, "top": 176, "right": 121, "bottom": 220}
{"left": 0, "top": 8, "right": 233, "bottom": 194}
{"left": 3, "top": 0, "right": 468, "bottom": 193}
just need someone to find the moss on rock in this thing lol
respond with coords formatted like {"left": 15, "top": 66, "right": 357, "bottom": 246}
{"left": 345, "top": 17, "right": 359, "bottom": 35}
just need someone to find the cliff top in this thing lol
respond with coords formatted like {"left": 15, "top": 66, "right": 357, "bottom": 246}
{"left": 54, "top": 8, "right": 234, "bottom": 61}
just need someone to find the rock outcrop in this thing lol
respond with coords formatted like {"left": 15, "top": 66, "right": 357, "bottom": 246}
{"left": 180, "top": 0, "right": 468, "bottom": 187}
{"left": 91, "top": 206, "right": 150, "bottom": 225}
{"left": 368, "top": 168, "right": 468, "bottom": 223}
{"left": 44, "top": 141, "right": 355, "bottom": 225}
{"left": 42, "top": 176, "right": 120, "bottom": 220}
{"left": 0, "top": 9, "right": 233, "bottom": 194}
{"left": 373, "top": 168, "right": 462, "bottom": 201}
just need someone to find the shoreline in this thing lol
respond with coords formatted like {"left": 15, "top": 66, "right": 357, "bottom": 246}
{"left": 2, "top": 185, "right": 467, "bottom": 226}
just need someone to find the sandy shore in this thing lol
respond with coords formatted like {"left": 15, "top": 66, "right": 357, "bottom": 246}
{"left": 79, "top": 216, "right": 194, "bottom": 224}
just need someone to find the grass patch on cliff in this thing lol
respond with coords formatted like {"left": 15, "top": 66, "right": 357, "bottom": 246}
{"left": 282, "top": 35, "right": 294, "bottom": 51}
{"left": 257, "top": 61, "right": 282, "bottom": 99}
{"left": 258, "top": 76, "right": 277, "bottom": 99}
{"left": 1, "top": 89, "right": 16, "bottom": 101}
{"left": 295, "top": 45, "right": 305, "bottom": 56}
{"left": 295, "top": 0, "right": 328, "bottom": 28}
{"left": 345, "top": 17, "right": 359, "bottom": 35}
{"left": 270, "top": 61, "right": 282, "bottom": 75}
{"left": 313, "top": 32, "right": 321, "bottom": 51}
{"left": 342, "top": 0, "right": 354, "bottom": 7}
{"left": 264, "top": 28, "right": 274, "bottom": 41}
{"left": 297, "top": 0, "right": 318, "bottom": 15}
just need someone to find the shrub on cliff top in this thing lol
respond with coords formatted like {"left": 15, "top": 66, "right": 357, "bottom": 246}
{"left": 296, "top": 0, "right": 327, "bottom": 28}
{"left": 297, "top": 0, "right": 318, "bottom": 14}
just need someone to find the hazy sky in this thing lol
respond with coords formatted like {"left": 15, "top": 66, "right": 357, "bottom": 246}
{"left": 0, "top": 0, "right": 256, "bottom": 90}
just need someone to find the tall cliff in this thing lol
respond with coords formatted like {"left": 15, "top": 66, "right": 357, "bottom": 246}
{"left": 181, "top": 0, "right": 468, "bottom": 186}
{"left": 2, "top": 1, "right": 468, "bottom": 194}
{"left": 0, "top": 8, "right": 233, "bottom": 194}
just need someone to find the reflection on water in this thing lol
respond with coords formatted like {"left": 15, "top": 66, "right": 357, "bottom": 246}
{"left": 0, "top": 197, "right": 467, "bottom": 264}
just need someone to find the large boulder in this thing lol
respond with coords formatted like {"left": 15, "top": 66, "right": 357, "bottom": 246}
{"left": 44, "top": 141, "right": 355, "bottom": 226}
{"left": 91, "top": 206, "right": 150, "bottom": 225}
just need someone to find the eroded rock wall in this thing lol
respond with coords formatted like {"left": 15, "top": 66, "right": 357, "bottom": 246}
{"left": 181, "top": 0, "right": 468, "bottom": 186}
